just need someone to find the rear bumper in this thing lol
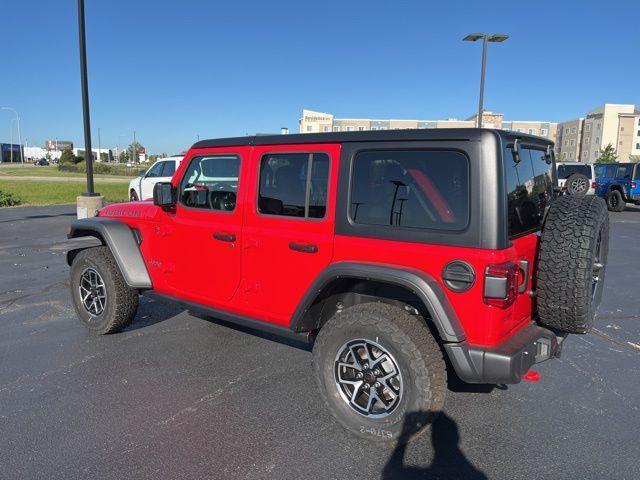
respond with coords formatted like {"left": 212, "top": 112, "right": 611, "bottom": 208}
{"left": 444, "top": 324, "right": 561, "bottom": 384}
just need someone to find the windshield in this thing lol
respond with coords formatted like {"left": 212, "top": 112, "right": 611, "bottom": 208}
{"left": 557, "top": 164, "right": 591, "bottom": 179}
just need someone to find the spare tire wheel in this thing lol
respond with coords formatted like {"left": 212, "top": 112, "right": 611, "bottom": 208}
{"left": 536, "top": 195, "right": 609, "bottom": 333}
{"left": 565, "top": 173, "right": 590, "bottom": 197}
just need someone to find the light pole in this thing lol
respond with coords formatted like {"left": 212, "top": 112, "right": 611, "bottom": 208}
{"left": 77, "top": 0, "right": 97, "bottom": 196}
{"left": 463, "top": 33, "right": 509, "bottom": 128}
{"left": 2, "top": 107, "right": 24, "bottom": 165}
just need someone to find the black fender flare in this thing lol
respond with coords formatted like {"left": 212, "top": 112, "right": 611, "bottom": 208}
{"left": 290, "top": 262, "right": 466, "bottom": 343}
{"left": 67, "top": 217, "right": 152, "bottom": 289}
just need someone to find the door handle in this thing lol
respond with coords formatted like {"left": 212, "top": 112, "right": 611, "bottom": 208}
{"left": 289, "top": 242, "right": 318, "bottom": 254}
{"left": 213, "top": 232, "right": 236, "bottom": 242}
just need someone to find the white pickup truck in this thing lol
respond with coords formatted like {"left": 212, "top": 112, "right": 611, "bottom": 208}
{"left": 128, "top": 156, "right": 183, "bottom": 201}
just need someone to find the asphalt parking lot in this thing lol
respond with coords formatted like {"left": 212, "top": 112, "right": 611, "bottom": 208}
{"left": 1, "top": 204, "right": 639, "bottom": 480}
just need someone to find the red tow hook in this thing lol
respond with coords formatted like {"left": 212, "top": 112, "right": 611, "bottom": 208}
{"left": 523, "top": 370, "right": 540, "bottom": 382}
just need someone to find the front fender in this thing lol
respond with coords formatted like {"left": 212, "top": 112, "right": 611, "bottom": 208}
{"left": 67, "top": 217, "right": 152, "bottom": 289}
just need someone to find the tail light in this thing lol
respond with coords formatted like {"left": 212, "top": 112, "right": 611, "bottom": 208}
{"left": 631, "top": 182, "right": 637, "bottom": 189}
{"left": 483, "top": 262, "right": 519, "bottom": 309}
{"left": 591, "top": 182, "right": 598, "bottom": 189}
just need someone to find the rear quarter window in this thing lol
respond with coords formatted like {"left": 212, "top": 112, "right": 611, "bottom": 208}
{"left": 349, "top": 150, "right": 469, "bottom": 231}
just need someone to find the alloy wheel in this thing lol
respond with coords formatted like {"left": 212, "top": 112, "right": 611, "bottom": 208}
{"left": 79, "top": 267, "right": 107, "bottom": 316}
{"left": 334, "top": 339, "right": 403, "bottom": 419}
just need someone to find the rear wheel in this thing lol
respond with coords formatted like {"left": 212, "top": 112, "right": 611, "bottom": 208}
{"left": 312, "top": 303, "right": 446, "bottom": 444}
{"left": 70, "top": 246, "right": 139, "bottom": 334}
{"left": 606, "top": 190, "right": 624, "bottom": 212}
{"left": 537, "top": 195, "right": 609, "bottom": 333}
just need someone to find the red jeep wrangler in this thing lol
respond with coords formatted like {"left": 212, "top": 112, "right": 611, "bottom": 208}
{"left": 67, "top": 129, "right": 609, "bottom": 443}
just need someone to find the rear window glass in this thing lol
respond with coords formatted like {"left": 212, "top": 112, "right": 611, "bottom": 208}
{"left": 504, "top": 144, "right": 554, "bottom": 237}
{"left": 557, "top": 164, "right": 591, "bottom": 179}
{"left": 349, "top": 150, "right": 469, "bottom": 231}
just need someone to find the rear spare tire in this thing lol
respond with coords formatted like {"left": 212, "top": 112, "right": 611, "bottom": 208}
{"left": 565, "top": 173, "right": 590, "bottom": 197}
{"left": 536, "top": 195, "right": 609, "bottom": 333}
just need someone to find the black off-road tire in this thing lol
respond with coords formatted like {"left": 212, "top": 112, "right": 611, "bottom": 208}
{"left": 537, "top": 195, "right": 609, "bottom": 333}
{"left": 606, "top": 190, "right": 625, "bottom": 212}
{"left": 312, "top": 302, "right": 446, "bottom": 445}
{"left": 565, "top": 173, "right": 590, "bottom": 197}
{"left": 70, "top": 246, "right": 139, "bottom": 334}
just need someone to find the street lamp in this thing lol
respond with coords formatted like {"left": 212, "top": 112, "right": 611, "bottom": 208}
{"left": 463, "top": 33, "right": 509, "bottom": 128}
{"left": 1, "top": 107, "right": 24, "bottom": 165}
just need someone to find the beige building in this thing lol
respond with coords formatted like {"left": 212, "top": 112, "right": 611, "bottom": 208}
{"left": 581, "top": 104, "right": 640, "bottom": 163}
{"left": 556, "top": 118, "right": 584, "bottom": 161}
{"left": 300, "top": 110, "right": 558, "bottom": 144}
{"left": 557, "top": 104, "right": 640, "bottom": 163}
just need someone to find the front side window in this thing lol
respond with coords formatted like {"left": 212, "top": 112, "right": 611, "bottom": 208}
{"left": 161, "top": 160, "right": 176, "bottom": 177}
{"left": 349, "top": 150, "right": 469, "bottom": 231}
{"left": 179, "top": 155, "right": 239, "bottom": 211}
{"left": 258, "top": 153, "right": 329, "bottom": 219}
{"left": 146, "top": 161, "right": 165, "bottom": 178}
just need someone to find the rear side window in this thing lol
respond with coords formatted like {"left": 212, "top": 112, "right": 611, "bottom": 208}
{"left": 179, "top": 155, "right": 240, "bottom": 211}
{"left": 599, "top": 164, "right": 617, "bottom": 178}
{"left": 615, "top": 164, "right": 633, "bottom": 180}
{"left": 504, "top": 144, "right": 554, "bottom": 237}
{"left": 161, "top": 160, "right": 176, "bottom": 177}
{"left": 634, "top": 164, "right": 640, "bottom": 181}
{"left": 258, "top": 153, "right": 329, "bottom": 219}
{"left": 349, "top": 150, "right": 469, "bottom": 231}
{"left": 557, "top": 164, "right": 591, "bottom": 179}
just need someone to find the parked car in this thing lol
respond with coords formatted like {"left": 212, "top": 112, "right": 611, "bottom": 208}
{"left": 594, "top": 162, "right": 640, "bottom": 211}
{"left": 34, "top": 158, "right": 49, "bottom": 166}
{"left": 556, "top": 161, "right": 596, "bottom": 196}
{"left": 128, "top": 156, "right": 183, "bottom": 201}
{"left": 67, "top": 129, "right": 609, "bottom": 444}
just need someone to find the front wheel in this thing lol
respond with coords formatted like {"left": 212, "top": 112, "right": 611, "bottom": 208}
{"left": 70, "top": 246, "right": 139, "bottom": 334}
{"left": 312, "top": 303, "right": 446, "bottom": 444}
{"left": 130, "top": 189, "right": 139, "bottom": 202}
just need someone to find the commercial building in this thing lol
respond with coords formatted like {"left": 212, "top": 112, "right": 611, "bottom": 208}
{"left": 557, "top": 104, "right": 640, "bottom": 163}
{"left": 299, "top": 109, "right": 558, "bottom": 144}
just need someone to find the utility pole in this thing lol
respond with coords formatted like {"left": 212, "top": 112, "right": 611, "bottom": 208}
{"left": 132, "top": 130, "right": 137, "bottom": 163}
{"left": 98, "top": 127, "right": 101, "bottom": 162}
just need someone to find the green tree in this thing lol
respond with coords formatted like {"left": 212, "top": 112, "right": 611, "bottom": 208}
{"left": 118, "top": 150, "right": 130, "bottom": 163}
{"left": 59, "top": 148, "right": 78, "bottom": 164}
{"left": 596, "top": 143, "right": 618, "bottom": 164}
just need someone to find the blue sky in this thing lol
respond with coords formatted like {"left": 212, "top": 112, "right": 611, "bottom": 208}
{"left": 2, "top": 0, "right": 639, "bottom": 154}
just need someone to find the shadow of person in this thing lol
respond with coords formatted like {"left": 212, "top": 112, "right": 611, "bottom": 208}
{"left": 382, "top": 412, "right": 487, "bottom": 480}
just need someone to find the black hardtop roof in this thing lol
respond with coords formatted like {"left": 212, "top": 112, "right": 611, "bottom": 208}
{"left": 191, "top": 128, "right": 553, "bottom": 149}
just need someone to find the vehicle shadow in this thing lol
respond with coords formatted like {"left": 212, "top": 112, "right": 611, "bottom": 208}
{"left": 382, "top": 412, "right": 488, "bottom": 480}
{"left": 123, "top": 296, "right": 185, "bottom": 331}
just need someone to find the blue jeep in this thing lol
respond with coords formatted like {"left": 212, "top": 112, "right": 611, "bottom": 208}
{"left": 595, "top": 163, "right": 640, "bottom": 211}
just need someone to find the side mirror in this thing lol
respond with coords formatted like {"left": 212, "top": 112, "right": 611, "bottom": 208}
{"left": 153, "top": 182, "right": 175, "bottom": 209}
